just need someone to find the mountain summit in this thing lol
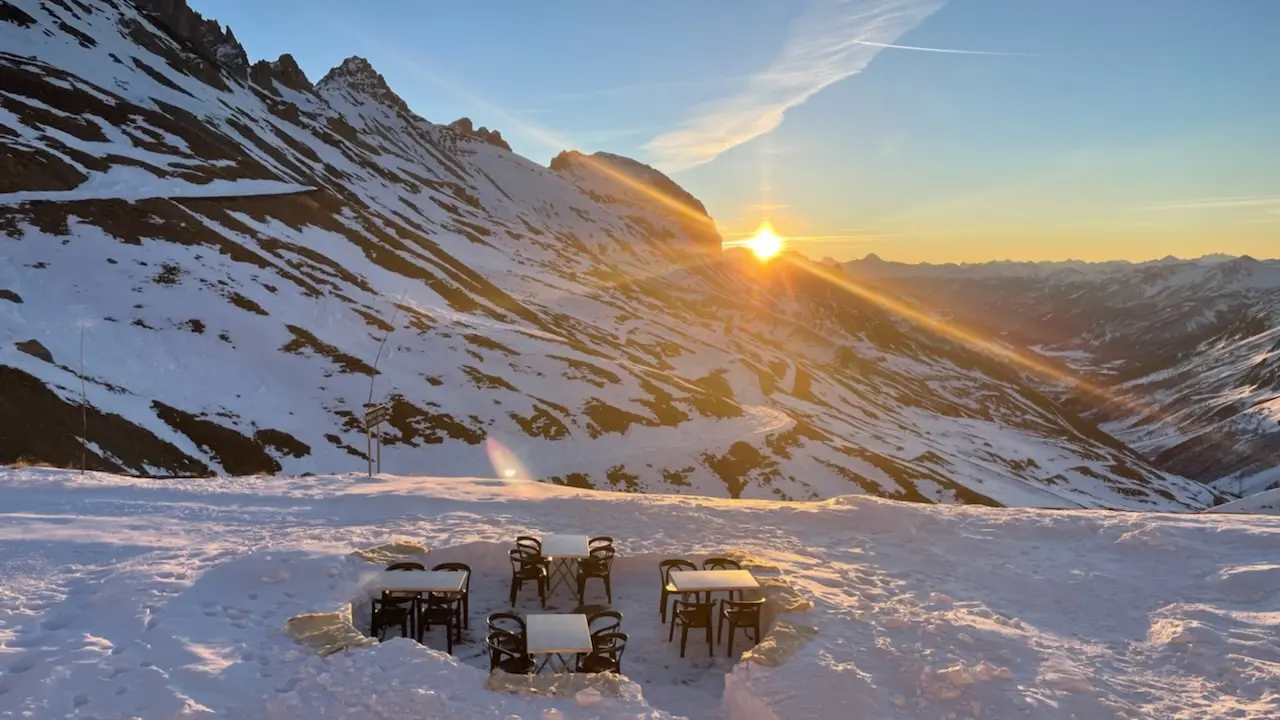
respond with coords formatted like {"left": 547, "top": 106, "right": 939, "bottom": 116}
{"left": 0, "top": 0, "right": 1223, "bottom": 510}
{"left": 317, "top": 56, "right": 411, "bottom": 115}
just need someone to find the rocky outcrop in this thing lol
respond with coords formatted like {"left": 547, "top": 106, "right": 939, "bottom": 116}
{"left": 132, "top": 0, "right": 249, "bottom": 78}
{"left": 447, "top": 117, "right": 511, "bottom": 151}
{"left": 317, "top": 57, "right": 410, "bottom": 115}
{"left": 550, "top": 150, "right": 721, "bottom": 251}
{"left": 250, "top": 53, "right": 313, "bottom": 96}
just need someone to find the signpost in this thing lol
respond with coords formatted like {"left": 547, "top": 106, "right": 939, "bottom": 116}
{"left": 363, "top": 402, "right": 392, "bottom": 476}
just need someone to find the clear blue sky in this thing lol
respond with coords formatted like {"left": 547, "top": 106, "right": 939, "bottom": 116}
{"left": 192, "top": 0, "right": 1279, "bottom": 263}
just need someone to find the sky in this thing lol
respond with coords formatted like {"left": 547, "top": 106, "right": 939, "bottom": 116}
{"left": 190, "top": 0, "right": 1279, "bottom": 264}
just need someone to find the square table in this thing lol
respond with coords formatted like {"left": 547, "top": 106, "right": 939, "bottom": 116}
{"left": 369, "top": 571, "right": 468, "bottom": 639}
{"left": 525, "top": 613, "right": 593, "bottom": 674}
{"left": 668, "top": 569, "right": 759, "bottom": 603}
{"left": 370, "top": 570, "right": 467, "bottom": 595}
{"left": 539, "top": 534, "right": 590, "bottom": 600}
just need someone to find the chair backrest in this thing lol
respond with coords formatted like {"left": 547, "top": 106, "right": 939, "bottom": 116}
{"left": 486, "top": 630, "right": 524, "bottom": 669}
{"left": 377, "top": 591, "right": 417, "bottom": 608}
{"left": 587, "top": 610, "right": 622, "bottom": 636}
{"left": 674, "top": 599, "right": 714, "bottom": 624}
{"left": 431, "top": 562, "right": 471, "bottom": 592}
{"left": 702, "top": 557, "right": 741, "bottom": 571}
{"left": 487, "top": 611, "right": 527, "bottom": 636}
{"left": 660, "top": 559, "right": 697, "bottom": 584}
{"left": 589, "top": 631, "right": 627, "bottom": 662}
{"left": 385, "top": 562, "right": 425, "bottom": 572}
{"left": 586, "top": 545, "right": 615, "bottom": 571}
{"left": 723, "top": 598, "right": 766, "bottom": 618}
{"left": 510, "top": 546, "right": 540, "bottom": 566}
{"left": 515, "top": 536, "right": 541, "bottom": 553}
{"left": 588, "top": 536, "right": 614, "bottom": 547}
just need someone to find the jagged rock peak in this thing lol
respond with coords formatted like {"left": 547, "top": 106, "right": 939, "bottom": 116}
{"left": 550, "top": 150, "right": 710, "bottom": 218}
{"left": 270, "top": 54, "right": 313, "bottom": 93}
{"left": 249, "top": 54, "right": 313, "bottom": 96}
{"left": 447, "top": 117, "right": 511, "bottom": 152}
{"left": 317, "top": 56, "right": 410, "bottom": 115}
{"left": 133, "top": 0, "right": 249, "bottom": 78}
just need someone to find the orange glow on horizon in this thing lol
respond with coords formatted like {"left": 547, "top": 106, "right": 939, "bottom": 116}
{"left": 745, "top": 222, "right": 785, "bottom": 260}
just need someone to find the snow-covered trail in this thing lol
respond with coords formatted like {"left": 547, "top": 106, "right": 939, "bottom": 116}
{"left": 0, "top": 167, "right": 315, "bottom": 205}
{"left": 0, "top": 468, "right": 1277, "bottom": 720}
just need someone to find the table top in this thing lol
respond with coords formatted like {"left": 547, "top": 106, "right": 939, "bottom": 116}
{"left": 370, "top": 570, "right": 467, "bottom": 594}
{"left": 525, "top": 613, "right": 593, "bottom": 654}
{"left": 669, "top": 569, "right": 759, "bottom": 593}
{"left": 540, "top": 534, "right": 590, "bottom": 559}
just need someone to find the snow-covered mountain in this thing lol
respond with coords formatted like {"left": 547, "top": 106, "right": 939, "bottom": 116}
{"left": 845, "top": 255, "right": 1280, "bottom": 494}
{"left": 0, "top": 0, "right": 1223, "bottom": 510}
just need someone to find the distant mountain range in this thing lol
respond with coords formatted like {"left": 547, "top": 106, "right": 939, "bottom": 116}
{"left": 846, "top": 254, "right": 1280, "bottom": 496}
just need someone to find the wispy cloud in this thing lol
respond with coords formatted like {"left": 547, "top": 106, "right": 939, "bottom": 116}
{"left": 645, "top": 0, "right": 948, "bottom": 172}
{"left": 849, "top": 39, "right": 1040, "bottom": 56}
{"left": 1149, "top": 195, "right": 1280, "bottom": 210}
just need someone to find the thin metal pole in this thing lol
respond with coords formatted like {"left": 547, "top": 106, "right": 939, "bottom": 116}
{"left": 79, "top": 325, "right": 87, "bottom": 475}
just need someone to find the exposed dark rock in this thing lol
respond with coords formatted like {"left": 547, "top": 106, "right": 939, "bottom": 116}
{"left": 271, "top": 54, "right": 313, "bottom": 93}
{"left": 317, "top": 57, "right": 410, "bottom": 115}
{"left": 250, "top": 53, "right": 313, "bottom": 95}
{"left": 448, "top": 117, "right": 511, "bottom": 151}
{"left": 132, "top": 0, "right": 249, "bottom": 79}
{"left": 0, "top": 366, "right": 210, "bottom": 476}
{"left": 152, "top": 401, "right": 281, "bottom": 475}
{"left": 0, "top": 1, "right": 37, "bottom": 27}
{"left": 16, "top": 339, "right": 53, "bottom": 363}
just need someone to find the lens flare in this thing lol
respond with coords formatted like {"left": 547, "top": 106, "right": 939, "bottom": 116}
{"left": 484, "top": 436, "right": 531, "bottom": 481}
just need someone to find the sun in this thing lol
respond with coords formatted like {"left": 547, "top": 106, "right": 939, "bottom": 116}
{"left": 745, "top": 222, "right": 784, "bottom": 260}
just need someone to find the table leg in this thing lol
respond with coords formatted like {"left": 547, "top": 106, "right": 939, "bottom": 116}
{"left": 536, "top": 652, "right": 574, "bottom": 674}
{"left": 546, "top": 558, "right": 581, "bottom": 601}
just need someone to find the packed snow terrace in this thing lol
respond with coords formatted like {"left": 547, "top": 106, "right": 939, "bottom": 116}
{"left": 0, "top": 469, "right": 1278, "bottom": 719}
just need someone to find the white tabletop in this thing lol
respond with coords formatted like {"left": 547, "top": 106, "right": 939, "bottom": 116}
{"left": 669, "top": 569, "right": 759, "bottom": 593}
{"left": 525, "top": 614, "right": 593, "bottom": 654}
{"left": 370, "top": 570, "right": 466, "bottom": 594}
{"left": 540, "top": 534, "right": 590, "bottom": 559}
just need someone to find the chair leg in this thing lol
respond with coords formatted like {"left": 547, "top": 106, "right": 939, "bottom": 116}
{"left": 727, "top": 624, "right": 736, "bottom": 657}
{"left": 669, "top": 617, "right": 677, "bottom": 642}
{"left": 706, "top": 623, "right": 713, "bottom": 656}
{"left": 660, "top": 590, "right": 668, "bottom": 623}
{"left": 680, "top": 626, "right": 689, "bottom": 658}
{"left": 605, "top": 575, "right": 612, "bottom": 604}
{"left": 539, "top": 577, "right": 547, "bottom": 609}
{"left": 509, "top": 578, "right": 518, "bottom": 606}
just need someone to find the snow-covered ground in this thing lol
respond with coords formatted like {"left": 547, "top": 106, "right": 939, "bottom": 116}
{"left": 0, "top": 167, "right": 314, "bottom": 205}
{"left": 1, "top": 468, "right": 1276, "bottom": 719}
{"left": 1210, "top": 487, "right": 1280, "bottom": 515}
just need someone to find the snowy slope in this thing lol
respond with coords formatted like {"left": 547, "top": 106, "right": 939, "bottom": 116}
{"left": 846, "top": 255, "right": 1280, "bottom": 492}
{"left": 0, "top": 0, "right": 1222, "bottom": 510}
{"left": 1209, "top": 486, "right": 1280, "bottom": 514}
{"left": 0, "top": 467, "right": 1277, "bottom": 719}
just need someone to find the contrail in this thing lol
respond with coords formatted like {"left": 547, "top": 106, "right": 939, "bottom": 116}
{"left": 851, "top": 39, "right": 1041, "bottom": 56}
